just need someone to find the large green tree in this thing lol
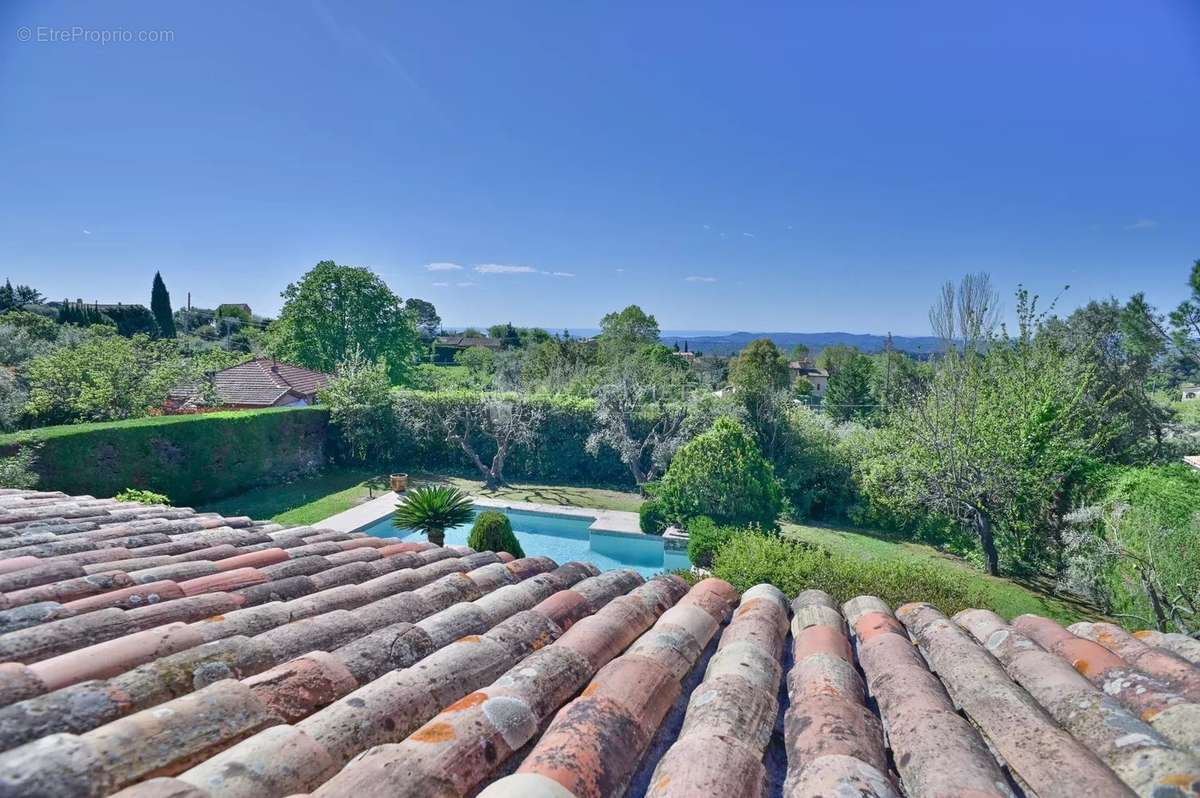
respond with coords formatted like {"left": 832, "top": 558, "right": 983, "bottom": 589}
{"left": 728, "top": 338, "right": 792, "bottom": 459}
{"left": 1041, "top": 299, "right": 1169, "bottom": 462}
{"left": 598, "top": 305, "right": 660, "bottom": 361}
{"left": 404, "top": 298, "right": 441, "bottom": 340}
{"left": 0, "top": 281, "right": 43, "bottom": 313}
{"left": 151, "top": 272, "right": 176, "bottom": 338}
{"left": 862, "top": 283, "right": 1105, "bottom": 575}
{"left": 23, "top": 327, "right": 188, "bottom": 424}
{"left": 729, "top": 338, "right": 790, "bottom": 396}
{"left": 269, "top": 261, "right": 420, "bottom": 384}
{"left": 824, "top": 350, "right": 876, "bottom": 423}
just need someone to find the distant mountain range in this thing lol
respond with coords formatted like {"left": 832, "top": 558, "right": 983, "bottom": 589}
{"left": 658, "top": 331, "right": 943, "bottom": 357}
{"left": 451, "top": 326, "right": 943, "bottom": 357}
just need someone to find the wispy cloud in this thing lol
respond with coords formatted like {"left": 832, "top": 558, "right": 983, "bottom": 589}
{"left": 686, "top": 275, "right": 718, "bottom": 283}
{"left": 742, "top": 232, "right": 756, "bottom": 238}
{"left": 475, "top": 264, "right": 537, "bottom": 274}
{"left": 456, "top": 281, "right": 479, "bottom": 287}
{"left": 311, "top": 0, "right": 421, "bottom": 91}
{"left": 432, "top": 281, "right": 450, "bottom": 287}
{"left": 616, "top": 268, "right": 625, "bottom": 273}
{"left": 1125, "top": 218, "right": 1158, "bottom": 230}
{"left": 81, "top": 229, "right": 91, "bottom": 236}
{"left": 425, "top": 262, "right": 463, "bottom": 271}
{"left": 550, "top": 271, "right": 575, "bottom": 278}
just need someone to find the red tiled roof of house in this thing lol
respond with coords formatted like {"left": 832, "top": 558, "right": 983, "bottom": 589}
{"left": 170, "top": 359, "right": 333, "bottom": 408}
{"left": 0, "top": 489, "right": 1197, "bottom": 797}
{"left": 433, "top": 335, "right": 504, "bottom": 350}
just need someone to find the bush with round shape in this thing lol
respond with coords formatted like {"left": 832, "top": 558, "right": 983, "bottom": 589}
{"left": 686, "top": 515, "right": 739, "bottom": 567}
{"left": 639, "top": 498, "right": 668, "bottom": 535}
{"left": 393, "top": 485, "right": 474, "bottom": 546}
{"left": 657, "top": 416, "right": 782, "bottom": 529}
{"left": 467, "top": 510, "right": 525, "bottom": 558}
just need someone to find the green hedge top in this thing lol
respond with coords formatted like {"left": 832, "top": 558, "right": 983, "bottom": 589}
{"left": 0, "top": 406, "right": 327, "bottom": 446}
{"left": 4, "top": 407, "right": 329, "bottom": 505}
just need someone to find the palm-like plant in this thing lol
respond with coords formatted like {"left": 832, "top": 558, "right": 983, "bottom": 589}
{"left": 392, "top": 486, "right": 474, "bottom": 546}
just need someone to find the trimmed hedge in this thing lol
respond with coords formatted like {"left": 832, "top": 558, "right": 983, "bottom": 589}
{"left": 339, "top": 391, "right": 643, "bottom": 487}
{"left": 639, "top": 498, "right": 668, "bottom": 535}
{"left": 468, "top": 510, "right": 525, "bottom": 558}
{"left": 0, "top": 407, "right": 328, "bottom": 505}
{"left": 712, "top": 532, "right": 992, "bottom": 616}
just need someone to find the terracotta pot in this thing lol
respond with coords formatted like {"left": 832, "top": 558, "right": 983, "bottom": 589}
{"left": 390, "top": 473, "right": 408, "bottom": 492}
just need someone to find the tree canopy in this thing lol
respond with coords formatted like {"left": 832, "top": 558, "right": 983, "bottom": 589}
{"left": 151, "top": 272, "right": 176, "bottom": 338}
{"left": 268, "top": 260, "right": 420, "bottom": 383}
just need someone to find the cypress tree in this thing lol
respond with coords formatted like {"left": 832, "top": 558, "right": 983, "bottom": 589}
{"left": 150, "top": 271, "right": 176, "bottom": 338}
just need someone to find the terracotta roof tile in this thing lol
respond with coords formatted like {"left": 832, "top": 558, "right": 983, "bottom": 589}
{"left": 0, "top": 490, "right": 1194, "bottom": 797}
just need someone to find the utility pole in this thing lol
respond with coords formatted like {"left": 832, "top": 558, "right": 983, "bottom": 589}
{"left": 884, "top": 331, "right": 893, "bottom": 409}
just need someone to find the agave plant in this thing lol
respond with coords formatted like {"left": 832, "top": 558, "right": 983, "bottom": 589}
{"left": 392, "top": 485, "right": 474, "bottom": 546}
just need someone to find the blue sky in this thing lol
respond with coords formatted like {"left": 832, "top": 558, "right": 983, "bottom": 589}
{"left": 1, "top": 1, "right": 1197, "bottom": 334}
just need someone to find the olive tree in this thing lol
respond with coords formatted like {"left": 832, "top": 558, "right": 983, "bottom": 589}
{"left": 863, "top": 279, "right": 1104, "bottom": 575}
{"left": 585, "top": 373, "right": 690, "bottom": 488}
{"left": 397, "top": 392, "right": 543, "bottom": 489}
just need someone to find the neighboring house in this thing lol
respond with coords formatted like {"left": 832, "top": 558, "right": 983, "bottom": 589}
{"left": 1182, "top": 385, "right": 1200, "bottom": 401}
{"left": 671, "top": 350, "right": 696, "bottom": 363}
{"left": 432, "top": 335, "right": 504, "bottom": 364}
{"left": 788, "top": 360, "right": 829, "bottom": 397}
{"left": 167, "top": 358, "right": 332, "bottom": 411}
{"left": 1184, "top": 455, "right": 1200, "bottom": 471}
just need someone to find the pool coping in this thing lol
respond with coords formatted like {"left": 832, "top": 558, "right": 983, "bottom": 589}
{"left": 316, "top": 491, "right": 645, "bottom": 537}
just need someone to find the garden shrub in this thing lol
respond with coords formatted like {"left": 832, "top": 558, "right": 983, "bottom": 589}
{"left": 1101, "top": 464, "right": 1200, "bottom": 530}
{"left": 774, "top": 408, "right": 858, "bottom": 521}
{"left": 639, "top": 498, "right": 668, "bottom": 535}
{"left": 355, "top": 391, "right": 637, "bottom": 486}
{"left": 0, "top": 444, "right": 39, "bottom": 489}
{"left": 1061, "top": 464, "right": 1200, "bottom": 630}
{"left": 0, "top": 407, "right": 327, "bottom": 505}
{"left": 468, "top": 510, "right": 525, "bottom": 558}
{"left": 115, "top": 488, "right": 171, "bottom": 505}
{"left": 657, "top": 416, "right": 782, "bottom": 528}
{"left": 686, "top": 515, "right": 738, "bottom": 567}
{"left": 712, "top": 532, "right": 992, "bottom": 616}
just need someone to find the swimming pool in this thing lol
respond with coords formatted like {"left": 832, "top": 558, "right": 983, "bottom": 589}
{"left": 356, "top": 507, "right": 690, "bottom": 578}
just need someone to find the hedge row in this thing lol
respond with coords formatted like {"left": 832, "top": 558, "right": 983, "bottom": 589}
{"left": 333, "top": 392, "right": 643, "bottom": 487}
{"left": 0, "top": 407, "right": 329, "bottom": 505}
{"left": 712, "top": 532, "right": 994, "bottom": 616}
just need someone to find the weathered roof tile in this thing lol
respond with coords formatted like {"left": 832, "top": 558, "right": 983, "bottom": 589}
{"left": 0, "top": 490, "right": 1189, "bottom": 797}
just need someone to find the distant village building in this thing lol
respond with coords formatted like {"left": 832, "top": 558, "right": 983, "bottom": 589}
{"left": 217, "top": 303, "right": 253, "bottom": 319}
{"left": 432, "top": 335, "right": 504, "bottom": 364}
{"left": 167, "top": 358, "right": 332, "bottom": 411}
{"left": 1182, "top": 385, "right": 1200, "bottom": 401}
{"left": 788, "top": 360, "right": 829, "bottom": 397}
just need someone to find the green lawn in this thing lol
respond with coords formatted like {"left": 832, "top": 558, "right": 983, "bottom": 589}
{"left": 782, "top": 522, "right": 1092, "bottom": 624}
{"left": 201, "top": 466, "right": 1090, "bottom": 623}
{"left": 198, "top": 467, "right": 643, "bottom": 526}
{"left": 198, "top": 467, "right": 388, "bottom": 526}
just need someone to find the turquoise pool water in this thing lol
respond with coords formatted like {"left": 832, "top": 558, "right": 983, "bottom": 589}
{"left": 357, "top": 507, "right": 689, "bottom": 577}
